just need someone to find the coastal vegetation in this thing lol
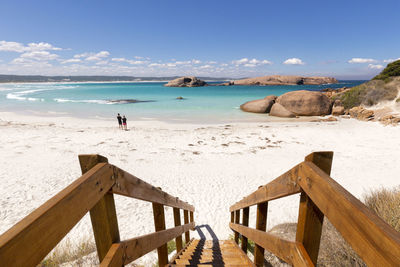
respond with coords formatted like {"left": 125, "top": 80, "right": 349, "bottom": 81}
{"left": 261, "top": 186, "right": 400, "bottom": 266}
{"left": 337, "top": 60, "right": 400, "bottom": 109}
{"left": 373, "top": 60, "right": 400, "bottom": 81}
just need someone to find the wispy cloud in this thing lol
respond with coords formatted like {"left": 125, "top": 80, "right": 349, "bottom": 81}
{"left": 368, "top": 64, "right": 384, "bottom": 70}
{"left": 111, "top": 57, "right": 146, "bottom": 65}
{"left": 0, "top": 41, "right": 62, "bottom": 53}
{"left": 348, "top": 58, "right": 376, "bottom": 64}
{"left": 232, "top": 58, "right": 272, "bottom": 67}
{"left": 383, "top": 58, "right": 400, "bottom": 63}
{"left": 283, "top": 58, "right": 305, "bottom": 65}
{"left": 85, "top": 51, "right": 110, "bottom": 61}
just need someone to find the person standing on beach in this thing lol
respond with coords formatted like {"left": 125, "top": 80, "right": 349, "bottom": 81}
{"left": 122, "top": 115, "right": 127, "bottom": 130}
{"left": 117, "top": 113, "right": 122, "bottom": 129}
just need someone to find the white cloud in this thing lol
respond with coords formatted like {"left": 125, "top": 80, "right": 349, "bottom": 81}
{"left": 383, "top": 58, "right": 400, "bottom": 63}
{"left": 283, "top": 58, "right": 305, "bottom": 65}
{"left": 111, "top": 57, "right": 146, "bottom": 65}
{"left": 233, "top": 58, "right": 272, "bottom": 66}
{"left": 95, "top": 60, "right": 109, "bottom": 65}
{"left": 192, "top": 59, "right": 201, "bottom": 64}
{"left": 0, "top": 41, "right": 26, "bottom": 52}
{"left": 199, "top": 65, "right": 212, "bottom": 69}
{"left": 368, "top": 64, "right": 384, "bottom": 70}
{"left": 174, "top": 60, "right": 191, "bottom": 65}
{"left": 61, "top": 58, "right": 81, "bottom": 64}
{"left": 27, "top": 42, "right": 62, "bottom": 51}
{"left": 85, "top": 51, "right": 110, "bottom": 61}
{"left": 0, "top": 41, "right": 62, "bottom": 53}
{"left": 348, "top": 58, "right": 376, "bottom": 64}
{"left": 20, "top": 51, "right": 59, "bottom": 61}
{"left": 148, "top": 63, "right": 164, "bottom": 67}
{"left": 207, "top": 61, "right": 217, "bottom": 64}
{"left": 232, "top": 58, "right": 249, "bottom": 65}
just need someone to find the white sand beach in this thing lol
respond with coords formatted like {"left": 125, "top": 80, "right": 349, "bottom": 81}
{"left": 1, "top": 112, "right": 399, "bottom": 265}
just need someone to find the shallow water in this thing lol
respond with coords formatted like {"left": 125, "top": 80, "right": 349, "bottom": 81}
{"left": 0, "top": 81, "right": 364, "bottom": 123}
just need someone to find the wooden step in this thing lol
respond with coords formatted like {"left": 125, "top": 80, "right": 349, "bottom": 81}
{"left": 168, "top": 239, "right": 255, "bottom": 267}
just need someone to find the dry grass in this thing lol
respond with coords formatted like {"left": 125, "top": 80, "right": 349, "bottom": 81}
{"left": 364, "top": 186, "right": 400, "bottom": 232}
{"left": 261, "top": 186, "right": 400, "bottom": 266}
{"left": 39, "top": 237, "right": 97, "bottom": 267}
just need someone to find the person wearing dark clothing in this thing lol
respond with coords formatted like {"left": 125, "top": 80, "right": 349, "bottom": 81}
{"left": 122, "top": 115, "right": 127, "bottom": 130}
{"left": 117, "top": 113, "right": 122, "bottom": 129}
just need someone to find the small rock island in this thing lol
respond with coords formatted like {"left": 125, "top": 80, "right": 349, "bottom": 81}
{"left": 164, "top": 76, "right": 207, "bottom": 87}
{"left": 232, "top": 75, "right": 338, "bottom": 86}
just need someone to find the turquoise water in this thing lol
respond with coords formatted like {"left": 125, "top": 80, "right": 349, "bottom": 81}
{"left": 0, "top": 81, "right": 364, "bottom": 123}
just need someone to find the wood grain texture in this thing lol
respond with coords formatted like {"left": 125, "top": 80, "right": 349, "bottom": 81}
{"left": 100, "top": 243, "right": 124, "bottom": 267}
{"left": 230, "top": 223, "right": 314, "bottom": 266}
{"left": 173, "top": 208, "right": 183, "bottom": 252}
{"left": 184, "top": 210, "right": 190, "bottom": 243}
{"left": 152, "top": 202, "right": 168, "bottom": 267}
{"left": 298, "top": 161, "right": 400, "bottom": 266}
{"left": 0, "top": 163, "right": 114, "bottom": 267}
{"left": 241, "top": 207, "right": 249, "bottom": 252}
{"left": 230, "top": 164, "right": 301, "bottom": 212}
{"left": 112, "top": 166, "right": 194, "bottom": 211}
{"left": 254, "top": 202, "right": 268, "bottom": 267}
{"left": 123, "top": 222, "right": 195, "bottom": 264}
{"left": 296, "top": 151, "right": 332, "bottom": 265}
{"left": 234, "top": 210, "right": 240, "bottom": 244}
{"left": 79, "top": 154, "right": 120, "bottom": 262}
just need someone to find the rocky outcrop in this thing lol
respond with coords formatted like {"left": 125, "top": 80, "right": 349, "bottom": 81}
{"left": 349, "top": 106, "right": 374, "bottom": 121}
{"left": 269, "top": 103, "right": 296, "bottom": 118}
{"left": 240, "top": 96, "right": 277, "bottom": 113}
{"left": 164, "top": 76, "right": 207, "bottom": 87}
{"left": 276, "top": 90, "right": 333, "bottom": 116}
{"left": 232, "top": 75, "right": 337, "bottom": 86}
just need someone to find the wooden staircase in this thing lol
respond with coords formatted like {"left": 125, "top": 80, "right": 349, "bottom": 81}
{"left": 168, "top": 239, "right": 255, "bottom": 267}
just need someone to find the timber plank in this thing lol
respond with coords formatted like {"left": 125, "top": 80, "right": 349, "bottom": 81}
{"left": 122, "top": 222, "right": 195, "bottom": 264}
{"left": 184, "top": 210, "right": 190, "bottom": 242}
{"left": 230, "top": 223, "right": 311, "bottom": 266}
{"left": 230, "top": 164, "right": 301, "bottom": 212}
{"left": 241, "top": 207, "right": 249, "bottom": 252}
{"left": 79, "top": 154, "right": 120, "bottom": 262}
{"left": 112, "top": 166, "right": 194, "bottom": 211}
{"left": 153, "top": 202, "right": 168, "bottom": 267}
{"left": 173, "top": 208, "right": 183, "bottom": 252}
{"left": 0, "top": 163, "right": 114, "bottom": 267}
{"left": 100, "top": 243, "right": 124, "bottom": 267}
{"left": 254, "top": 202, "right": 268, "bottom": 267}
{"left": 298, "top": 161, "right": 400, "bottom": 266}
{"left": 295, "top": 151, "right": 333, "bottom": 265}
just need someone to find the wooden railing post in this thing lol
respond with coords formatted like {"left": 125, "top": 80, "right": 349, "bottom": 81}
{"left": 184, "top": 210, "right": 190, "bottom": 242}
{"left": 254, "top": 202, "right": 268, "bottom": 267}
{"left": 173, "top": 208, "right": 183, "bottom": 252}
{"left": 79, "top": 154, "right": 120, "bottom": 263}
{"left": 234, "top": 210, "right": 240, "bottom": 244}
{"left": 241, "top": 207, "right": 249, "bottom": 252}
{"left": 296, "top": 151, "right": 333, "bottom": 265}
{"left": 152, "top": 188, "right": 168, "bottom": 267}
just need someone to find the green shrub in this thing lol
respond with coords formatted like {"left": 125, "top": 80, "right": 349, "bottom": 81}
{"left": 373, "top": 60, "right": 400, "bottom": 80}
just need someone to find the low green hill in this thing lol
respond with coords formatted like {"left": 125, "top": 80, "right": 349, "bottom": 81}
{"left": 373, "top": 60, "right": 400, "bottom": 81}
{"left": 337, "top": 60, "right": 400, "bottom": 109}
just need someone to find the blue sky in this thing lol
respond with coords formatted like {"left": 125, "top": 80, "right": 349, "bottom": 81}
{"left": 0, "top": 0, "right": 399, "bottom": 79}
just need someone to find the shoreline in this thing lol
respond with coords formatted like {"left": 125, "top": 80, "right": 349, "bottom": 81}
{"left": 1, "top": 111, "right": 399, "bottom": 265}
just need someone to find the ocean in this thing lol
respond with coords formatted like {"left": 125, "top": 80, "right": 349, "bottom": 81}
{"left": 0, "top": 81, "right": 364, "bottom": 123}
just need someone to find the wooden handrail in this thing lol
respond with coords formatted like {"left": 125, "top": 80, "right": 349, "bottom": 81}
{"left": 230, "top": 164, "right": 301, "bottom": 212}
{"left": 0, "top": 154, "right": 195, "bottom": 267}
{"left": 101, "top": 222, "right": 195, "bottom": 266}
{"left": 112, "top": 166, "right": 195, "bottom": 212}
{"left": 229, "top": 151, "right": 400, "bottom": 267}
{"left": 0, "top": 162, "right": 114, "bottom": 267}
{"left": 229, "top": 223, "right": 313, "bottom": 266}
